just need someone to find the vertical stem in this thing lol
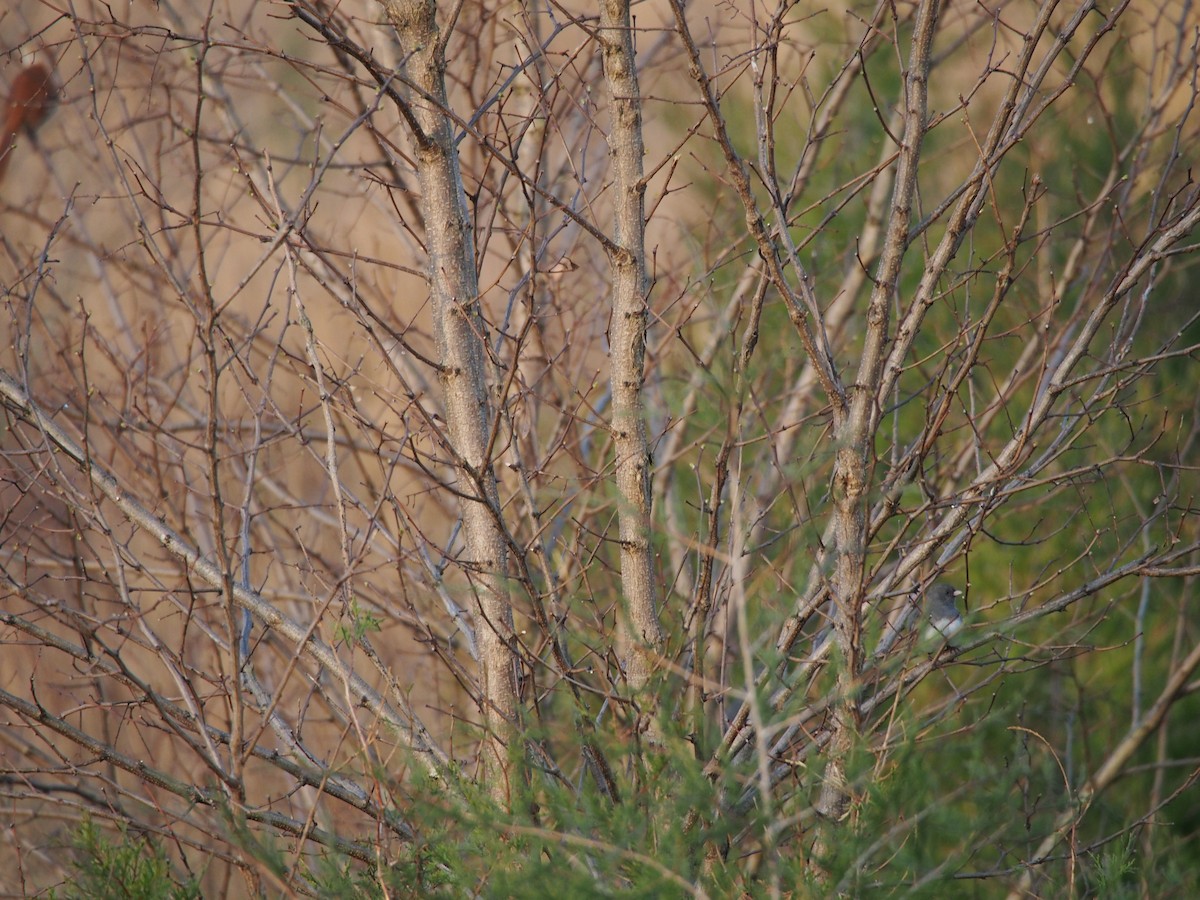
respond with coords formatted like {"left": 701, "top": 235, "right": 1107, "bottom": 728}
{"left": 816, "top": 0, "right": 940, "bottom": 831}
{"left": 383, "top": 0, "right": 519, "bottom": 803}
{"left": 599, "top": 0, "right": 665, "bottom": 724}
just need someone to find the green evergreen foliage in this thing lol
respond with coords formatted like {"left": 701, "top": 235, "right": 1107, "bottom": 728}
{"left": 54, "top": 819, "right": 201, "bottom": 900}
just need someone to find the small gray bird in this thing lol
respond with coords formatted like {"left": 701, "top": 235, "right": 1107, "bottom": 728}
{"left": 922, "top": 583, "right": 964, "bottom": 642}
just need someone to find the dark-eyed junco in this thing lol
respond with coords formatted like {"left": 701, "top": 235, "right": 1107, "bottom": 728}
{"left": 922, "top": 583, "right": 964, "bottom": 642}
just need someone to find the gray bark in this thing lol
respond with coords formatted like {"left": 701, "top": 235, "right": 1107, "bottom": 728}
{"left": 382, "top": 0, "right": 519, "bottom": 801}
{"left": 599, "top": 0, "right": 666, "bottom": 718}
